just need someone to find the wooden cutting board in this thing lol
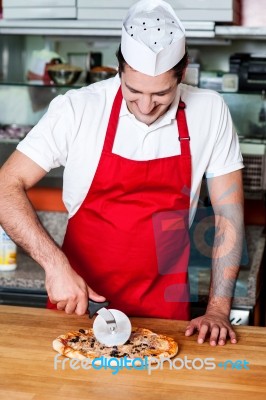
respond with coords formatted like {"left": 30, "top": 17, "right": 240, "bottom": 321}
{"left": 0, "top": 305, "right": 266, "bottom": 400}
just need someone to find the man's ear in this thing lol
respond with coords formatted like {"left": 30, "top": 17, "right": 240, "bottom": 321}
{"left": 180, "top": 53, "right": 190, "bottom": 83}
{"left": 181, "top": 66, "right": 188, "bottom": 82}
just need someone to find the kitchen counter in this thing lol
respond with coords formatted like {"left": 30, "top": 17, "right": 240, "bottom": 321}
{"left": 0, "top": 305, "right": 266, "bottom": 400}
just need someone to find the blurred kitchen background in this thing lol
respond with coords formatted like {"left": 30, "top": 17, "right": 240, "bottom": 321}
{"left": 0, "top": 0, "right": 265, "bottom": 326}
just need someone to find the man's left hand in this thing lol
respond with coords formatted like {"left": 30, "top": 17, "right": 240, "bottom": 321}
{"left": 185, "top": 311, "right": 237, "bottom": 346}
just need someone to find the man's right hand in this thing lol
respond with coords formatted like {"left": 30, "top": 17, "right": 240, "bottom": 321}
{"left": 45, "top": 263, "right": 105, "bottom": 316}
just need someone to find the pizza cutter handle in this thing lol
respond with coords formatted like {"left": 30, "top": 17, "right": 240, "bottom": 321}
{"left": 88, "top": 299, "right": 110, "bottom": 318}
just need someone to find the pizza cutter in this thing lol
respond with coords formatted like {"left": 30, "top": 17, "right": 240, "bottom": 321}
{"left": 88, "top": 300, "right": 132, "bottom": 347}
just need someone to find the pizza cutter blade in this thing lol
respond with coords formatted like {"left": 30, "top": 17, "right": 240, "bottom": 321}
{"left": 88, "top": 300, "right": 132, "bottom": 347}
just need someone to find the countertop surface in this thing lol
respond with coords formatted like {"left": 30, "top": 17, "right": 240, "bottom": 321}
{"left": 0, "top": 305, "right": 266, "bottom": 400}
{"left": 0, "top": 212, "right": 265, "bottom": 308}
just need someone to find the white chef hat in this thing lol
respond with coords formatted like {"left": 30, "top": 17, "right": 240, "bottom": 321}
{"left": 121, "top": 0, "right": 186, "bottom": 76}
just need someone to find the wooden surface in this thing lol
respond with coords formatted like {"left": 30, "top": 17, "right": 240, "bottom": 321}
{"left": 0, "top": 305, "right": 266, "bottom": 400}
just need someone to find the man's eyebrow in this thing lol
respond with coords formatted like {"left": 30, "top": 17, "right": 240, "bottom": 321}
{"left": 125, "top": 82, "right": 172, "bottom": 95}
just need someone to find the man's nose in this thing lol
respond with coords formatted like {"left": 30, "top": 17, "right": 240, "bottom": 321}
{"left": 137, "top": 95, "right": 155, "bottom": 114}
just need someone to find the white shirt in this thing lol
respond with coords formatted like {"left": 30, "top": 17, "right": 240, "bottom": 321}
{"left": 17, "top": 74, "right": 244, "bottom": 225}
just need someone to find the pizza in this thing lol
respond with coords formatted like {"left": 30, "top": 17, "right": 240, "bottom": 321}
{"left": 53, "top": 327, "right": 178, "bottom": 365}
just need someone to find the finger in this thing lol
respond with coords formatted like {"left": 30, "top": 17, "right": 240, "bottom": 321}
{"left": 88, "top": 287, "right": 106, "bottom": 302}
{"left": 218, "top": 327, "right": 228, "bottom": 346}
{"left": 65, "top": 300, "right": 78, "bottom": 315}
{"left": 228, "top": 327, "right": 237, "bottom": 344}
{"left": 209, "top": 324, "right": 220, "bottom": 346}
{"left": 185, "top": 324, "right": 196, "bottom": 336}
{"left": 197, "top": 323, "right": 209, "bottom": 344}
{"left": 75, "top": 295, "right": 89, "bottom": 316}
{"left": 57, "top": 301, "right": 67, "bottom": 311}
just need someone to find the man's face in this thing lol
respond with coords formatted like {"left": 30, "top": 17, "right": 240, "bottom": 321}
{"left": 121, "top": 64, "right": 178, "bottom": 126}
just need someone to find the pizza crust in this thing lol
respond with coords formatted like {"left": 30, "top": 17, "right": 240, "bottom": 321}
{"left": 53, "top": 327, "right": 178, "bottom": 365}
{"left": 53, "top": 338, "right": 87, "bottom": 360}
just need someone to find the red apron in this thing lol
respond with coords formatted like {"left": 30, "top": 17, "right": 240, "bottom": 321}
{"left": 48, "top": 86, "right": 192, "bottom": 320}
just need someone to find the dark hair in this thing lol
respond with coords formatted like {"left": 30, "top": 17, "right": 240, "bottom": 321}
{"left": 116, "top": 44, "right": 189, "bottom": 83}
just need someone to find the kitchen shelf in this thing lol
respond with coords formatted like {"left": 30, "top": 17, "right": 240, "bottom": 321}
{"left": 0, "top": 79, "right": 83, "bottom": 88}
{"left": 1, "top": 79, "right": 265, "bottom": 96}
{"left": 0, "top": 18, "right": 122, "bottom": 37}
{"left": 0, "top": 138, "right": 20, "bottom": 144}
{"left": 215, "top": 25, "right": 266, "bottom": 40}
{"left": 0, "top": 18, "right": 215, "bottom": 38}
{"left": 2, "top": 19, "right": 266, "bottom": 40}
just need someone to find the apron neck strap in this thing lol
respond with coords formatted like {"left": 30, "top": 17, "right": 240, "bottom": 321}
{"left": 176, "top": 100, "right": 191, "bottom": 156}
{"left": 103, "top": 86, "right": 123, "bottom": 153}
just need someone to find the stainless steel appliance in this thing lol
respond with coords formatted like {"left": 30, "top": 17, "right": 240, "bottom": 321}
{"left": 230, "top": 53, "right": 266, "bottom": 91}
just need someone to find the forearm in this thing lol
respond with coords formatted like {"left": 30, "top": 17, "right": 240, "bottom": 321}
{"left": 0, "top": 176, "right": 68, "bottom": 274}
{"left": 186, "top": 172, "right": 244, "bottom": 344}
{"left": 207, "top": 204, "right": 244, "bottom": 315}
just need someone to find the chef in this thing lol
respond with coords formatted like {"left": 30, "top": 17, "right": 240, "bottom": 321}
{"left": 0, "top": 0, "right": 244, "bottom": 346}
